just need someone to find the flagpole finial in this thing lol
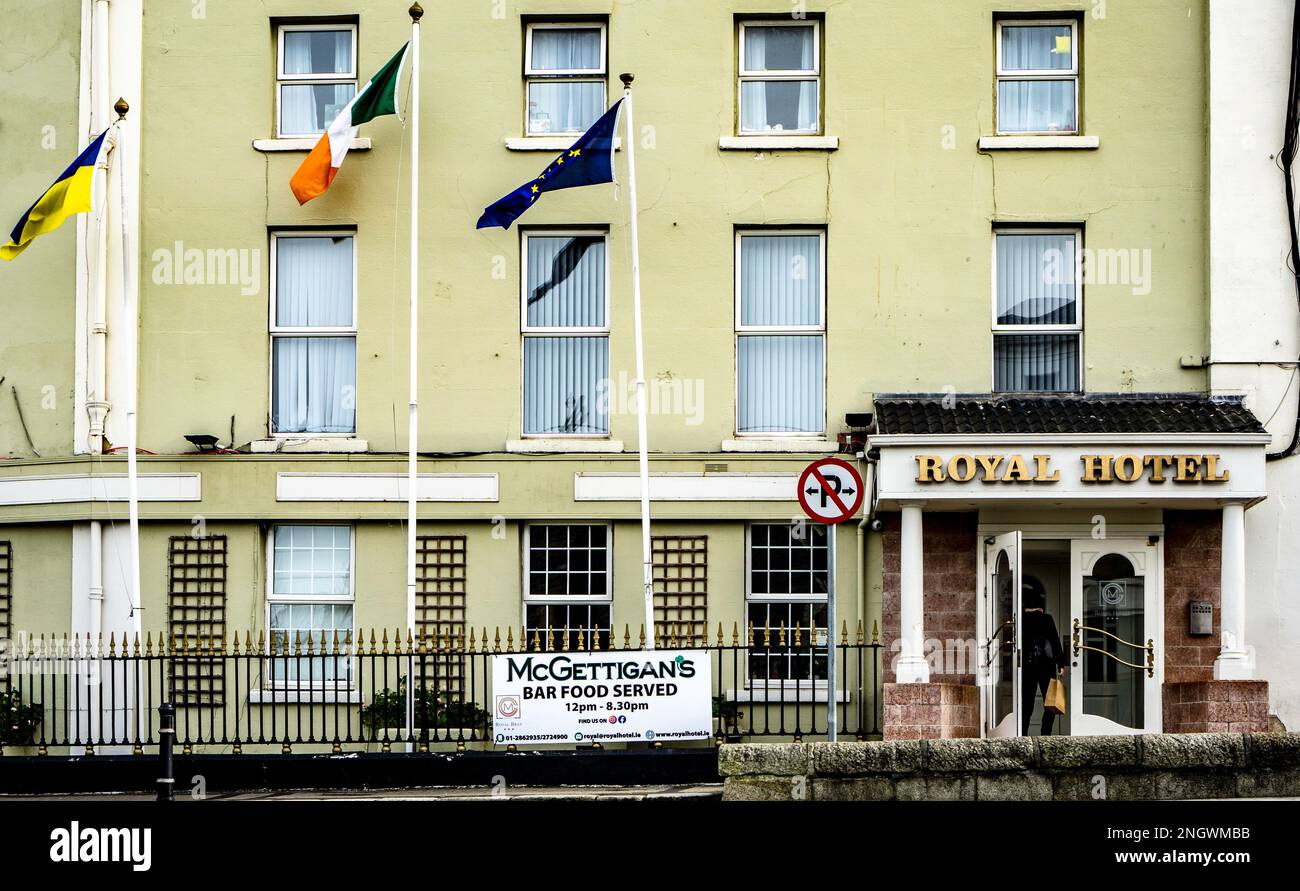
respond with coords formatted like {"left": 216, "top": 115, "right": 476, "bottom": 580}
{"left": 619, "top": 73, "right": 635, "bottom": 89}
{"left": 113, "top": 97, "right": 129, "bottom": 120}
{"left": 409, "top": 2, "right": 424, "bottom": 21}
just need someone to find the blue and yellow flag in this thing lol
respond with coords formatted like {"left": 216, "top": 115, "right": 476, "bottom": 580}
{"left": 477, "top": 100, "right": 623, "bottom": 230}
{"left": 1, "top": 129, "right": 110, "bottom": 261}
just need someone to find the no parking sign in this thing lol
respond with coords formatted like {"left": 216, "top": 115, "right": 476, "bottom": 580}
{"left": 797, "top": 457, "right": 864, "bottom": 524}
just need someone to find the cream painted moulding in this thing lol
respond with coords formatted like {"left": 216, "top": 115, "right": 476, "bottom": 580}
{"left": 276, "top": 473, "right": 499, "bottom": 502}
{"left": 575, "top": 472, "right": 797, "bottom": 502}
{"left": 0, "top": 473, "right": 201, "bottom": 506}
{"left": 978, "top": 135, "right": 1100, "bottom": 150}
{"left": 252, "top": 137, "right": 372, "bottom": 152}
{"left": 869, "top": 433, "right": 1272, "bottom": 506}
{"left": 718, "top": 135, "right": 839, "bottom": 151}
{"left": 505, "top": 136, "right": 622, "bottom": 151}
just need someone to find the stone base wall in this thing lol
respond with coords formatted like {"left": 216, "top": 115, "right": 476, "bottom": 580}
{"left": 719, "top": 733, "right": 1300, "bottom": 801}
{"left": 1164, "top": 680, "right": 1270, "bottom": 733}
{"left": 883, "top": 683, "right": 979, "bottom": 739}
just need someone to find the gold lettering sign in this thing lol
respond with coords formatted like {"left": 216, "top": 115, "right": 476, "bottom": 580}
{"left": 914, "top": 453, "right": 1230, "bottom": 484}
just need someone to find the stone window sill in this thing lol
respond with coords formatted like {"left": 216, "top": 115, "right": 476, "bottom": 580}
{"left": 719, "top": 135, "right": 839, "bottom": 151}
{"left": 253, "top": 137, "right": 372, "bottom": 153}
{"left": 505, "top": 136, "right": 622, "bottom": 152}
{"left": 250, "top": 438, "right": 369, "bottom": 454}
{"left": 721, "top": 438, "right": 839, "bottom": 454}
{"left": 249, "top": 689, "right": 361, "bottom": 705}
{"left": 724, "top": 687, "right": 850, "bottom": 704}
{"left": 978, "top": 135, "right": 1099, "bottom": 151}
{"left": 506, "top": 439, "right": 625, "bottom": 454}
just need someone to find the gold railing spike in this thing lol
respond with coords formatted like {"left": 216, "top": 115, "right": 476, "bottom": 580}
{"left": 576, "top": 626, "right": 586, "bottom": 652}
{"left": 493, "top": 626, "right": 501, "bottom": 653}
{"left": 761, "top": 622, "right": 770, "bottom": 648}
{"left": 510, "top": 625, "right": 519, "bottom": 653}
{"left": 639, "top": 624, "right": 646, "bottom": 649}
{"left": 871, "top": 620, "right": 880, "bottom": 645}
{"left": 561, "top": 625, "right": 571, "bottom": 652}
{"left": 748, "top": 621, "right": 756, "bottom": 648}
{"left": 591, "top": 625, "right": 601, "bottom": 652}
{"left": 98, "top": 631, "right": 105, "bottom": 658}
{"left": 407, "top": 628, "right": 415, "bottom": 654}
{"left": 291, "top": 629, "right": 301, "bottom": 656}
{"left": 169, "top": 630, "right": 178, "bottom": 657}
{"left": 547, "top": 626, "right": 556, "bottom": 652}
{"left": 469, "top": 626, "right": 477, "bottom": 650}
{"left": 856, "top": 619, "right": 865, "bottom": 645}
{"left": 778, "top": 621, "right": 786, "bottom": 647}
{"left": 841, "top": 619, "right": 849, "bottom": 646}
{"left": 133, "top": 632, "right": 141, "bottom": 657}
{"left": 624, "top": 625, "right": 632, "bottom": 650}
{"left": 109, "top": 631, "right": 118, "bottom": 658}
{"left": 380, "top": 627, "right": 389, "bottom": 655}
{"left": 231, "top": 632, "right": 241, "bottom": 656}
{"left": 792, "top": 621, "right": 802, "bottom": 648}
{"left": 257, "top": 629, "right": 265, "bottom": 654}
{"left": 1147, "top": 639, "right": 1155, "bottom": 678}
{"left": 145, "top": 631, "right": 154, "bottom": 656}
{"left": 332, "top": 628, "right": 341, "bottom": 656}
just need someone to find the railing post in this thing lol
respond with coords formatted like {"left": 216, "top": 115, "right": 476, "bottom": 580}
{"left": 157, "top": 702, "right": 175, "bottom": 802}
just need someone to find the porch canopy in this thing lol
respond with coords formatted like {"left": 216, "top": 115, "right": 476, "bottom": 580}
{"left": 864, "top": 393, "right": 1271, "bottom": 686}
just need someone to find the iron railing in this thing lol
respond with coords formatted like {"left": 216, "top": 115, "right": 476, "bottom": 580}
{"left": 0, "top": 623, "right": 883, "bottom": 754}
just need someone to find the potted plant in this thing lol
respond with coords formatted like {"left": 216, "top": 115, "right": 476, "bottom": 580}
{"left": 360, "top": 681, "right": 489, "bottom": 741}
{"left": 0, "top": 690, "right": 42, "bottom": 747}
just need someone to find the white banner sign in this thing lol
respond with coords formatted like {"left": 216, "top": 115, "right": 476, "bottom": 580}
{"left": 490, "top": 650, "right": 713, "bottom": 746}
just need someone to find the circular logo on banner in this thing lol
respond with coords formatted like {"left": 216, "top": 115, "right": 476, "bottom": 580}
{"left": 1101, "top": 581, "right": 1126, "bottom": 606}
{"left": 796, "top": 458, "right": 865, "bottom": 525}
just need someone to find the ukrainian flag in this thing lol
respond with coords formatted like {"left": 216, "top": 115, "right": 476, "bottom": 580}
{"left": 1, "top": 129, "right": 110, "bottom": 261}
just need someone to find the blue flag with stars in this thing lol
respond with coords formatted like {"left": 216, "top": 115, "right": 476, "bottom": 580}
{"left": 476, "top": 99, "right": 624, "bottom": 230}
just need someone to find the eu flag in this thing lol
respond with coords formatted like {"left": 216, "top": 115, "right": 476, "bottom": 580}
{"left": 476, "top": 99, "right": 624, "bottom": 230}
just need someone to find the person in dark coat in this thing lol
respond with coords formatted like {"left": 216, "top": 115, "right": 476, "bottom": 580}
{"left": 1021, "top": 576, "right": 1067, "bottom": 736}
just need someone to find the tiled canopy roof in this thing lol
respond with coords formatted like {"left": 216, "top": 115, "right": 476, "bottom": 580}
{"left": 871, "top": 394, "right": 1266, "bottom": 436}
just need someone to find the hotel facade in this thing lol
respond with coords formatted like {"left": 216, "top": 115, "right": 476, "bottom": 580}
{"left": 0, "top": 0, "right": 1295, "bottom": 747}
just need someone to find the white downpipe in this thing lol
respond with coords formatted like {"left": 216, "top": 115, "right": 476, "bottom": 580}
{"left": 87, "top": 520, "right": 103, "bottom": 742}
{"left": 86, "top": 0, "right": 112, "bottom": 452}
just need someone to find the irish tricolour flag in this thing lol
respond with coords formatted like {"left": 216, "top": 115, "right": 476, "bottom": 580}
{"left": 290, "top": 42, "right": 409, "bottom": 205}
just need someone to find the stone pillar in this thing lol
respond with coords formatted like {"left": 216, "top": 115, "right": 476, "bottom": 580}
{"left": 1214, "top": 502, "right": 1253, "bottom": 680}
{"left": 896, "top": 502, "right": 930, "bottom": 684}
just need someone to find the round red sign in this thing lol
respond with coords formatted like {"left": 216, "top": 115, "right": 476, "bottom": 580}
{"left": 796, "top": 458, "right": 865, "bottom": 525}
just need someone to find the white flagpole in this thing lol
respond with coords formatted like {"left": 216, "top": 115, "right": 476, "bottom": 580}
{"left": 115, "top": 96, "right": 144, "bottom": 742}
{"left": 619, "top": 74, "right": 655, "bottom": 650}
{"left": 405, "top": 3, "right": 422, "bottom": 740}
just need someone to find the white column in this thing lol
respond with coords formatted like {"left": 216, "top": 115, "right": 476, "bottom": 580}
{"left": 896, "top": 502, "right": 930, "bottom": 683}
{"left": 1215, "top": 501, "right": 1254, "bottom": 679}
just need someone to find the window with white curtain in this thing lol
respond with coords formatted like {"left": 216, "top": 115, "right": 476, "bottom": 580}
{"left": 993, "top": 229, "right": 1083, "bottom": 393}
{"left": 276, "top": 24, "right": 357, "bottom": 137}
{"left": 525, "top": 23, "right": 607, "bottom": 136}
{"left": 996, "top": 20, "right": 1079, "bottom": 135}
{"left": 267, "top": 525, "right": 354, "bottom": 686}
{"left": 521, "top": 231, "right": 609, "bottom": 437}
{"left": 524, "top": 524, "right": 612, "bottom": 652}
{"left": 738, "top": 20, "right": 820, "bottom": 134}
{"left": 271, "top": 233, "right": 357, "bottom": 435}
{"left": 747, "top": 523, "right": 829, "bottom": 683}
{"left": 735, "top": 231, "right": 825, "bottom": 435}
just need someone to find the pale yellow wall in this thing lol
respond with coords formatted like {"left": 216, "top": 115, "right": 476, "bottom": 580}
{"left": 0, "top": 0, "right": 82, "bottom": 458}
{"left": 132, "top": 0, "right": 1208, "bottom": 455}
{"left": 0, "top": 524, "right": 72, "bottom": 635}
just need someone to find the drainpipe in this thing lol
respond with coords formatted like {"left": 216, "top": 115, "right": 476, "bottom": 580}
{"left": 88, "top": 520, "right": 103, "bottom": 741}
{"left": 856, "top": 457, "right": 875, "bottom": 631}
{"left": 85, "top": 0, "right": 112, "bottom": 452}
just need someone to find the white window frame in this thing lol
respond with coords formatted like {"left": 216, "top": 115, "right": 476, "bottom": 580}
{"left": 744, "top": 522, "right": 831, "bottom": 688}
{"left": 521, "top": 523, "right": 614, "bottom": 647}
{"left": 275, "top": 23, "right": 359, "bottom": 138}
{"left": 990, "top": 227, "right": 1085, "bottom": 393}
{"left": 733, "top": 228, "right": 828, "bottom": 438}
{"left": 737, "top": 19, "right": 822, "bottom": 136}
{"left": 994, "top": 18, "right": 1080, "bottom": 137}
{"left": 264, "top": 524, "right": 356, "bottom": 690}
{"left": 520, "top": 229, "right": 611, "bottom": 439}
{"left": 269, "top": 230, "right": 359, "bottom": 438}
{"left": 524, "top": 21, "right": 608, "bottom": 137}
